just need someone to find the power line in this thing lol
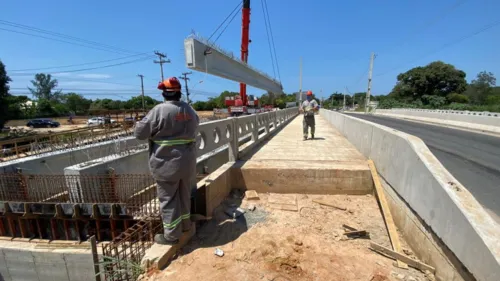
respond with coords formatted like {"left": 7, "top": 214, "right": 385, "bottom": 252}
{"left": 0, "top": 20, "right": 139, "bottom": 54}
{"left": 206, "top": 1, "right": 244, "bottom": 43}
{"left": 261, "top": 0, "right": 277, "bottom": 79}
{"left": 9, "top": 53, "right": 150, "bottom": 72}
{"left": 8, "top": 55, "right": 155, "bottom": 76}
{"left": 212, "top": 7, "right": 241, "bottom": 45}
{"left": 376, "top": 19, "right": 500, "bottom": 77}
{"left": 262, "top": 0, "right": 281, "bottom": 82}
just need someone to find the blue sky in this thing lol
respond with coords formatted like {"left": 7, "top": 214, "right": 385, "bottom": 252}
{"left": 1, "top": 0, "right": 498, "bottom": 102}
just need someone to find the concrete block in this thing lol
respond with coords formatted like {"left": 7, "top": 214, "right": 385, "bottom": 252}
{"left": 141, "top": 222, "right": 195, "bottom": 270}
{"left": 232, "top": 160, "right": 373, "bottom": 195}
{"left": 0, "top": 251, "right": 12, "bottom": 281}
{"left": 184, "top": 37, "right": 283, "bottom": 94}
{"left": 63, "top": 253, "right": 96, "bottom": 281}
{"left": 3, "top": 250, "right": 37, "bottom": 281}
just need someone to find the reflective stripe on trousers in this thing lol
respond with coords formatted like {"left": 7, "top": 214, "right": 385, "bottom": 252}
{"left": 163, "top": 213, "right": 191, "bottom": 229}
{"left": 154, "top": 139, "right": 195, "bottom": 146}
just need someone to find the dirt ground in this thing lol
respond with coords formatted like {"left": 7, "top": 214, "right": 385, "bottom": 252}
{"left": 143, "top": 192, "right": 432, "bottom": 281}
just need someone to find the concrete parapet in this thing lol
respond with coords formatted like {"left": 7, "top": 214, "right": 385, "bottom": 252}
{"left": 321, "top": 109, "right": 500, "bottom": 281}
{"left": 376, "top": 108, "right": 500, "bottom": 127}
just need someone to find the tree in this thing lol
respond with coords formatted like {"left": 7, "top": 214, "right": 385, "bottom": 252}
{"left": 390, "top": 61, "right": 467, "bottom": 102}
{"left": 0, "top": 60, "right": 12, "bottom": 128}
{"left": 61, "top": 93, "right": 92, "bottom": 115}
{"left": 466, "top": 71, "right": 496, "bottom": 104}
{"left": 28, "top": 73, "right": 62, "bottom": 101}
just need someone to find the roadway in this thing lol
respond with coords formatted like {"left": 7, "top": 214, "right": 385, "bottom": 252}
{"left": 344, "top": 113, "right": 500, "bottom": 223}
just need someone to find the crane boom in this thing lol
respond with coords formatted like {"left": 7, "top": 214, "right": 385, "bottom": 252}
{"left": 240, "top": 0, "right": 251, "bottom": 106}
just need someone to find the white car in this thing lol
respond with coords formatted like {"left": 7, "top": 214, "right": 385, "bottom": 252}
{"left": 87, "top": 117, "right": 117, "bottom": 126}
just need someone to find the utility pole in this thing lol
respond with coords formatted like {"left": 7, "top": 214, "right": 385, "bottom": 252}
{"left": 298, "top": 57, "right": 302, "bottom": 107}
{"left": 343, "top": 87, "right": 346, "bottom": 111}
{"left": 365, "top": 52, "right": 376, "bottom": 113}
{"left": 154, "top": 51, "right": 171, "bottom": 81}
{"left": 179, "top": 72, "right": 192, "bottom": 104}
{"left": 137, "top": 74, "right": 145, "bottom": 114}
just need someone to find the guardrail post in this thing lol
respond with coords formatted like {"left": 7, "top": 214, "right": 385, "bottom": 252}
{"left": 228, "top": 117, "right": 238, "bottom": 161}
{"left": 272, "top": 111, "right": 277, "bottom": 131}
{"left": 264, "top": 113, "right": 270, "bottom": 135}
{"left": 251, "top": 115, "right": 258, "bottom": 142}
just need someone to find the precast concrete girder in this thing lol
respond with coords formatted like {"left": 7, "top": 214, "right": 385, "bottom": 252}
{"left": 184, "top": 36, "right": 284, "bottom": 94}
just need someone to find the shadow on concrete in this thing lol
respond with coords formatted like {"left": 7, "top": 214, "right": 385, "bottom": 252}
{"left": 310, "top": 137, "right": 326, "bottom": 141}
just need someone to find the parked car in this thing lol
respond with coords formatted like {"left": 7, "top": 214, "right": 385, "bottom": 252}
{"left": 26, "top": 119, "right": 60, "bottom": 128}
{"left": 87, "top": 117, "right": 117, "bottom": 126}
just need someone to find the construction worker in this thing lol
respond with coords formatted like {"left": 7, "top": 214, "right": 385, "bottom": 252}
{"left": 299, "top": 90, "right": 319, "bottom": 140}
{"left": 134, "top": 77, "right": 199, "bottom": 245}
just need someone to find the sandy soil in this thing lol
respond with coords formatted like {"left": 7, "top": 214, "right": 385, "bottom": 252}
{"left": 143, "top": 193, "right": 431, "bottom": 281}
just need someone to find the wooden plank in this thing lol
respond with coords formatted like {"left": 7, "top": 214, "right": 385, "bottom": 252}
{"left": 245, "top": 190, "right": 260, "bottom": 200}
{"left": 90, "top": 236, "right": 102, "bottom": 281}
{"left": 312, "top": 199, "right": 347, "bottom": 211}
{"left": 368, "top": 159, "right": 408, "bottom": 269}
{"left": 370, "top": 242, "right": 435, "bottom": 273}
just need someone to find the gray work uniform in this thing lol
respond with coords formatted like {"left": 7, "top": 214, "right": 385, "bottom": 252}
{"left": 301, "top": 99, "right": 318, "bottom": 137}
{"left": 134, "top": 101, "right": 199, "bottom": 240}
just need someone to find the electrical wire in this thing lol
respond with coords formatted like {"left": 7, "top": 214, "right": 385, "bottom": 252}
{"left": 376, "top": 19, "right": 500, "bottom": 77}
{"left": 8, "top": 55, "right": 155, "bottom": 76}
{"left": 261, "top": 0, "right": 277, "bottom": 79}
{"left": 9, "top": 53, "right": 150, "bottom": 72}
{"left": 262, "top": 0, "right": 281, "bottom": 82}
{"left": 206, "top": 1, "right": 244, "bottom": 43}
{"left": 0, "top": 20, "right": 139, "bottom": 54}
{"left": 212, "top": 7, "right": 241, "bottom": 45}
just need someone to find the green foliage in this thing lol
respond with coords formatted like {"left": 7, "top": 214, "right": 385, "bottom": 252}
{"left": 390, "top": 61, "right": 467, "bottom": 101}
{"left": 28, "top": 73, "right": 62, "bottom": 101}
{"left": 465, "top": 71, "right": 497, "bottom": 104}
{"left": 421, "top": 95, "right": 446, "bottom": 108}
{"left": 61, "top": 93, "right": 92, "bottom": 115}
{"left": 446, "top": 93, "right": 469, "bottom": 104}
{"left": 0, "top": 60, "right": 11, "bottom": 128}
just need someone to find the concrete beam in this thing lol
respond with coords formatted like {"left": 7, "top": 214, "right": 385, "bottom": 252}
{"left": 184, "top": 36, "right": 284, "bottom": 94}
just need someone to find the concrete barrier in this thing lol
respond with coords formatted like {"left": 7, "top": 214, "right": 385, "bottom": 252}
{"left": 321, "top": 110, "right": 500, "bottom": 281}
{"left": 0, "top": 240, "right": 97, "bottom": 281}
{"left": 377, "top": 108, "right": 500, "bottom": 127}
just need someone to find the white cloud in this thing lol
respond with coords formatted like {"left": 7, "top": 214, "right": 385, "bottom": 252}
{"left": 77, "top": 73, "right": 112, "bottom": 79}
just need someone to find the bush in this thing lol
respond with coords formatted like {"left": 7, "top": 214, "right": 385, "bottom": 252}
{"left": 447, "top": 93, "right": 469, "bottom": 104}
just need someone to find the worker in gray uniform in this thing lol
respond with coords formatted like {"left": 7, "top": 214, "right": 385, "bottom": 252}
{"left": 299, "top": 90, "right": 319, "bottom": 140}
{"left": 134, "top": 77, "right": 199, "bottom": 245}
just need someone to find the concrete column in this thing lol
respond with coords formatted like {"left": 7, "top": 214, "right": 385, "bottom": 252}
{"left": 272, "top": 111, "right": 277, "bottom": 131}
{"left": 228, "top": 118, "right": 238, "bottom": 162}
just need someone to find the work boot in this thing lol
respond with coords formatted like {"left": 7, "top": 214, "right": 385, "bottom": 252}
{"left": 311, "top": 134, "right": 314, "bottom": 139}
{"left": 303, "top": 136, "right": 308, "bottom": 141}
{"left": 154, "top": 234, "right": 179, "bottom": 245}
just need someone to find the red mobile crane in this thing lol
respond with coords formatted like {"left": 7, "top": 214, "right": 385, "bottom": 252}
{"left": 223, "top": 0, "right": 268, "bottom": 116}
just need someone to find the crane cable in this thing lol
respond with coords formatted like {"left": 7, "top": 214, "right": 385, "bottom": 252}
{"left": 262, "top": 0, "right": 281, "bottom": 82}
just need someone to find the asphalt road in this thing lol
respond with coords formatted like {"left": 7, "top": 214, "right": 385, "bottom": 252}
{"left": 344, "top": 113, "right": 500, "bottom": 223}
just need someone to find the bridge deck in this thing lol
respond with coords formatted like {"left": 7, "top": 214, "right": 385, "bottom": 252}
{"left": 235, "top": 114, "right": 373, "bottom": 195}
{"left": 243, "top": 114, "right": 366, "bottom": 162}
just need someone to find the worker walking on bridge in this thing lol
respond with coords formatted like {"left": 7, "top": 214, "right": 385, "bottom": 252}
{"left": 300, "top": 90, "right": 319, "bottom": 140}
{"left": 134, "top": 77, "right": 199, "bottom": 245}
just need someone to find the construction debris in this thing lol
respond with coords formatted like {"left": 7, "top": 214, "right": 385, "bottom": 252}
{"left": 368, "top": 160, "right": 408, "bottom": 269}
{"left": 312, "top": 199, "right": 347, "bottom": 211}
{"left": 224, "top": 207, "right": 246, "bottom": 219}
{"left": 245, "top": 190, "right": 260, "bottom": 200}
{"left": 247, "top": 204, "right": 256, "bottom": 212}
{"left": 369, "top": 242, "right": 435, "bottom": 274}
{"left": 214, "top": 248, "right": 224, "bottom": 257}
{"left": 344, "top": 230, "right": 369, "bottom": 238}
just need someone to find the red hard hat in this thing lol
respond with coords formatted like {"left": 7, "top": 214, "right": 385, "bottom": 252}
{"left": 306, "top": 90, "right": 313, "bottom": 96}
{"left": 158, "top": 77, "right": 182, "bottom": 92}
